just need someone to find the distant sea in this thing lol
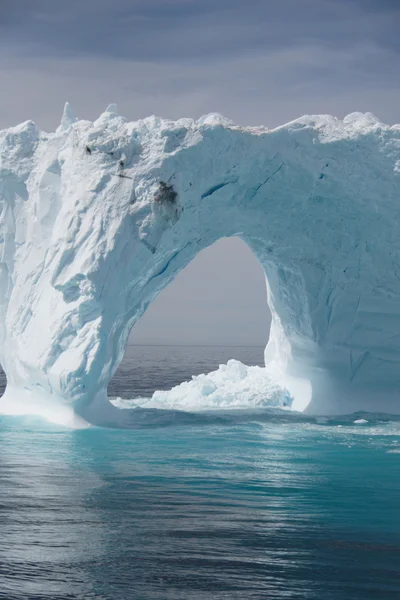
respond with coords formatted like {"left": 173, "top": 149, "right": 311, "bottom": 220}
{"left": 0, "top": 345, "right": 399, "bottom": 599}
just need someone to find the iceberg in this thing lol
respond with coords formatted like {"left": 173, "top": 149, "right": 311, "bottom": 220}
{"left": 0, "top": 106, "right": 400, "bottom": 426}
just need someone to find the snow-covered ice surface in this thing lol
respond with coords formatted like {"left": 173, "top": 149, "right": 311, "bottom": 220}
{"left": 1, "top": 105, "right": 400, "bottom": 427}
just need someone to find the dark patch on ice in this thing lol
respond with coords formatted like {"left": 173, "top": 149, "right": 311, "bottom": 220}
{"left": 147, "top": 250, "right": 180, "bottom": 283}
{"left": 201, "top": 182, "right": 229, "bottom": 198}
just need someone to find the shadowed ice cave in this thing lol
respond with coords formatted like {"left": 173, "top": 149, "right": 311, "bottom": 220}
{"left": 1, "top": 106, "right": 400, "bottom": 426}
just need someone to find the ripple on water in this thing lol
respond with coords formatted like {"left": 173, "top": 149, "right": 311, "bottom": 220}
{"left": 0, "top": 412, "right": 399, "bottom": 599}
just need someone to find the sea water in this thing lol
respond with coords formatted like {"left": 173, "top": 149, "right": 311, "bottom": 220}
{"left": 0, "top": 346, "right": 399, "bottom": 600}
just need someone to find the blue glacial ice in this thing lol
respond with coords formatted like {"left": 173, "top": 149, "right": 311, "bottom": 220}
{"left": 0, "top": 106, "right": 400, "bottom": 426}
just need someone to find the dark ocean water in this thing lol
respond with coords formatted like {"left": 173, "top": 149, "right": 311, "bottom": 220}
{"left": 107, "top": 344, "right": 266, "bottom": 399}
{"left": 0, "top": 346, "right": 400, "bottom": 600}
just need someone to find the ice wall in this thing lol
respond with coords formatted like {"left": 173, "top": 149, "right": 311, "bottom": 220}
{"left": 1, "top": 105, "right": 400, "bottom": 425}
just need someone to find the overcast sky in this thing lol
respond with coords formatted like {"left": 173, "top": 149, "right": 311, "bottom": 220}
{"left": 1, "top": 0, "right": 399, "bottom": 345}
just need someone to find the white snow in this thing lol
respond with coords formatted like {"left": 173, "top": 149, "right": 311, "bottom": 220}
{"left": 0, "top": 105, "right": 400, "bottom": 426}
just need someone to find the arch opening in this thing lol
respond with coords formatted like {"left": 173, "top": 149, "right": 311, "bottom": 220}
{"left": 108, "top": 237, "right": 271, "bottom": 406}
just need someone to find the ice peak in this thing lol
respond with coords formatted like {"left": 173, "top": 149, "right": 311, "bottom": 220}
{"left": 197, "top": 113, "right": 235, "bottom": 127}
{"left": 57, "top": 102, "right": 78, "bottom": 133}
{"left": 105, "top": 103, "right": 118, "bottom": 115}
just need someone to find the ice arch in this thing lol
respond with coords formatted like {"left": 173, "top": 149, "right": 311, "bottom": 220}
{"left": 0, "top": 106, "right": 400, "bottom": 426}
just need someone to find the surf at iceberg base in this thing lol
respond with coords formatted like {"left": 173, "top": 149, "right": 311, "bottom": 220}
{"left": 1, "top": 105, "right": 400, "bottom": 427}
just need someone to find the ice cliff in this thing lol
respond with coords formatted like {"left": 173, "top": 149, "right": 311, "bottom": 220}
{"left": 1, "top": 105, "right": 400, "bottom": 426}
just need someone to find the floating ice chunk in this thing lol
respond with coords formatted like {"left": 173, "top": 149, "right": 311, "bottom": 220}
{"left": 127, "top": 360, "right": 292, "bottom": 411}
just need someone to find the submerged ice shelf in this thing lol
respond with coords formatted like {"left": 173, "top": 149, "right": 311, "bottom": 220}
{"left": 1, "top": 105, "right": 400, "bottom": 426}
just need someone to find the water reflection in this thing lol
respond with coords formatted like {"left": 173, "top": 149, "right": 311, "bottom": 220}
{"left": 0, "top": 420, "right": 106, "bottom": 599}
{"left": 0, "top": 417, "right": 399, "bottom": 599}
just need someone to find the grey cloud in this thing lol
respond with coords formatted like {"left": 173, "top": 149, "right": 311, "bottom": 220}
{"left": 1, "top": 0, "right": 399, "bottom": 63}
{"left": 0, "top": 40, "right": 399, "bottom": 132}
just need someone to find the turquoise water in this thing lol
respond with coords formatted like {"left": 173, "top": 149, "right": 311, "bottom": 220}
{"left": 0, "top": 347, "right": 400, "bottom": 599}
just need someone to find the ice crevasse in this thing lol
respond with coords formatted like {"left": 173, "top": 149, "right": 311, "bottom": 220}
{"left": 0, "top": 104, "right": 400, "bottom": 426}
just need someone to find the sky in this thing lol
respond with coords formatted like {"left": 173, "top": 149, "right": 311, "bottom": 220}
{"left": 132, "top": 238, "right": 271, "bottom": 346}
{"left": 1, "top": 0, "right": 399, "bottom": 345}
